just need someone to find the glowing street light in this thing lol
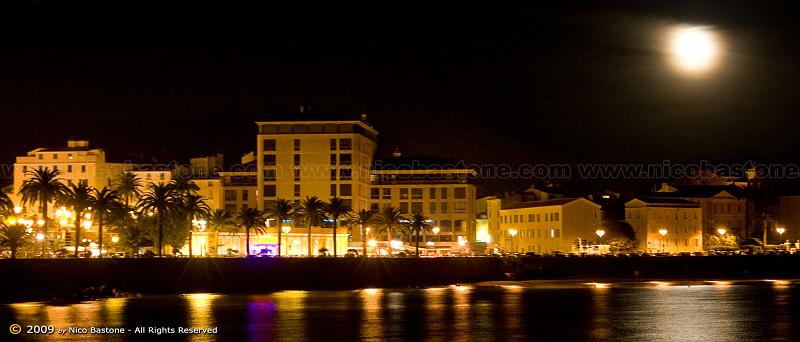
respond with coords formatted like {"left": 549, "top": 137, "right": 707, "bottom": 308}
{"left": 508, "top": 229, "right": 518, "bottom": 254}
{"left": 717, "top": 228, "right": 727, "bottom": 236}
{"left": 281, "top": 225, "right": 292, "bottom": 234}
{"left": 36, "top": 219, "right": 45, "bottom": 227}
{"left": 595, "top": 229, "right": 606, "bottom": 238}
{"left": 659, "top": 228, "right": 668, "bottom": 236}
{"left": 111, "top": 236, "right": 119, "bottom": 243}
{"left": 35, "top": 232, "right": 45, "bottom": 241}
{"left": 13, "top": 206, "right": 22, "bottom": 214}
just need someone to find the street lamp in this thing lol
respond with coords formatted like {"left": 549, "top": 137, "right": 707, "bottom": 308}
{"left": 595, "top": 229, "right": 605, "bottom": 239}
{"left": 508, "top": 228, "right": 518, "bottom": 254}
{"left": 658, "top": 228, "right": 668, "bottom": 253}
{"left": 367, "top": 239, "right": 377, "bottom": 256}
{"left": 717, "top": 228, "right": 727, "bottom": 236}
{"left": 432, "top": 226, "right": 440, "bottom": 242}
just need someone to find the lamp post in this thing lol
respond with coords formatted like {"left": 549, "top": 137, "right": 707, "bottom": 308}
{"left": 776, "top": 227, "right": 786, "bottom": 247}
{"left": 367, "top": 239, "right": 377, "bottom": 256}
{"left": 281, "top": 225, "right": 292, "bottom": 256}
{"left": 432, "top": 226, "right": 440, "bottom": 243}
{"left": 658, "top": 228, "right": 668, "bottom": 253}
{"left": 508, "top": 228, "right": 518, "bottom": 254}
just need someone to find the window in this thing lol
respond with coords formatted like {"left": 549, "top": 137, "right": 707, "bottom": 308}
{"left": 400, "top": 188, "right": 409, "bottom": 200}
{"left": 441, "top": 188, "right": 448, "bottom": 199}
{"left": 79, "top": 179, "right": 88, "bottom": 186}
{"left": 293, "top": 169, "right": 301, "bottom": 181}
{"left": 263, "top": 139, "right": 276, "bottom": 151}
{"left": 263, "top": 185, "right": 276, "bottom": 197}
{"left": 264, "top": 169, "right": 276, "bottom": 181}
{"left": 331, "top": 184, "right": 337, "bottom": 196}
{"left": 370, "top": 203, "right": 379, "bottom": 210}
{"left": 38, "top": 154, "right": 43, "bottom": 160}
{"left": 399, "top": 202, "right": 409, "bottom": 213}
{"left": 429, "top": 188, "right": 436, "bottom": 199}
{"left": 53, "top": 154, "right": 58, "bottom": 160}
{"left": 411, "top": 202, "right": 423, "bottom": 213}
{"left": 294, "top": 184, "right": 301, "bottom": 197}
{"left": 264, "top": 155, "right": 276, "bottom": 166}
{"left": 454, "top": 202, "right": 467, "bottom": 213}
{"left": 554, "top": 213, "right": 559, "bottom": 221}
{"left": 429, "top": 202, "right": 436, "bottom": 213}
{"left": 440, "top": 202, "right": 448, "bottom": 213}
{"left": 330, "top": 139, "right": 337, "bottom": 150}
{"left": 382, "top": 188, "right": 391, "bottom": 199}
{"left": 67, "top": 165, "right": 73, "bottom": 173}
{"left": 330, "top": 154, "right": 337, "bottom": 165}
{"left": 53, "top": 165, "right": 58, "bottom": 172}
{"left": 225, "top": 204, "right": 237, "bottom": 214}
{"left": 528, "top": 214, "right": 535, "bottom": 222}
{"left": 411, "top": 188, "right": 423, "bottom": 199}
{"left": 330, "top": 168, "right": 337, "bottom": 180}
{"left": 294, "top": 139, "right": 301, "bottom": 151}
{"left": 294, "top": 154, "right": 301, "bottom": 166}
{"left": 339, "top": 138, "right": 352, "bottom": 150}
{"left": 454, "top": 187, "right": 466, "bottom": 199}
{"left": 545, "top": 214, "right": 549, "bottom": 222}
{"left": 22, "top": 166, "right": 27, "bottom": 173}
{"left": 339, "top": 184, "right": 352, "bottom": 196}
{"left": 242, "top": 190, "right": 249, "bottom": 201}
{"left": 339, "top": 169, "right": 352, "bottom": 180}
{"left": 371, "top": 188, "right": 380, "bottom": 199}
{"left": 81, "top": 165, "right": 86, "bottom": 173}
{"left": 339, "top": 154, "right": 352, "bottom": 165}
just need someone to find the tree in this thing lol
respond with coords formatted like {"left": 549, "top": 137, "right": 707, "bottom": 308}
{"left": 59, "top": 183, "right": 95, "bottom": 257}
{"left": 113, "top": 172, "right": 143, "bottom": 208}
{"left": 0, "top": 191, "right": 14, "bottom": 215}
{"left": 91, "top": 187, "right": 120, "bottom": 258}
{"left": 109, "top": 205, "right": 149, "bottom": 257}
{"left": 377, "top": 207, "right": 405, "bottom": 256}
{"left": 405, "top": 212, "right": 432, "bottom": 257}
{"left": 295, "top": 196, "right": 327, "bottom": 256}
{"left": 18, "top": 167, "right": 68, "bottom": 255}
{"left": 136, "top": 183, "right": 180, "bottom": 257}
{"left": 347, "top": 209, "right": 376, "bottom": 257}
{"left": 179, "top": 194, "right": 209, "bottom": 257}
{"left": 168, "top": 177, "right": 199, "bottom": 196}
{"left": 264, "top": 199, "right": 294, "bottom": 256}
{"left": 236, "top": 208, "right": 266, "bottom": 257}
{"left": 0, "top": 224, "right": 29, "bottom": 258}
{"left": 206, "top": 209, "right": 234, "bottom": 256}
{"left": 325, "top": 197, "right": 351, "bottom": 257}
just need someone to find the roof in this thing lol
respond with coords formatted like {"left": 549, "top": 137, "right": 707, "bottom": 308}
{"left": 626, "top": 197, "right": 700, "bottom": 207}
{"left": 256, "top": 111, "right": 368, "bottom": 123}
{"left": 501, "top": 197, "right": 597, "bottom": 210}
{"left": 655, "top": 184, "right": 745, "bottom": 198}
{"left": 372, "top": 156, "right": 469, "bottom": 171}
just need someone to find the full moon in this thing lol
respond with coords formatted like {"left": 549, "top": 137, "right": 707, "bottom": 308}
{"left": 669, "top": 26, "right": 719, "bottom": 74}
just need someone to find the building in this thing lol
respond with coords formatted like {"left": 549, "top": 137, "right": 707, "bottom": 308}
{"left": 255, "top": 114, "right": 378, "bottom": 212}
{"left": 625, "top": 198, "right": 703, "bottom": 253}
{"left": 369, "top": 154, "right": 477, "bottom": 250}
{"left": 489, "top": 197, "right": 602, "bottom": 253}
{"left": 652, "top": 184, "right": 747, "bottom": 240}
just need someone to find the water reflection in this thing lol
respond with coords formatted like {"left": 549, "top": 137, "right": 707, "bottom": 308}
{"left": 1, "top": 281, "right": 799, "bottom": 341}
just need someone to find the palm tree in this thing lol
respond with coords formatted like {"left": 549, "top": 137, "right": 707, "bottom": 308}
{"left": 347, "top": 209, "right": 377, "bottom": 257}
{"left": 377, "top": 206, "right": 405, "bottom": 256}
{"left": 113, "top": 172, "right": 143, "bottom": 208}
{"left": 325, "top": 197, "right": 351, "bottom": 257}
{"left": 0, "top": 191, "right": 14, "bottom": 215}
{"left": 236, "top": 208, "right": 266, "bottom": 257}
{"left": 206, "top": 209, "right": 234, "bottom": 256}
{"left": 0, "top": 224, "right": 29, "bottom": 258}
{"left": 265, "top": 199, "right": 294, "bottom": 256}
{"left": 18, "top": 167, "right": 68, "bottom": 255}
{"left": 108, "top": 205, "right": 146, "bottom": 257}
{"left": 295, "top": 196, "right": 327, "bottom": 256}
{"left": 136, "top": 183, "right": 179, "bottom": 257}
{"left": 180, "top": 194, "right": 209, "bottom": 257}
{"left": 168, "top": 177, "right": 199, "bottom": 196}
{"left": 59, "top": 183, "right": 95, "bottom": 257}
{"left": 405, "top": 212, "right": 432, "bottom": 257}
{"left": 91, "top": 187, "right": 120, "bottom": 258}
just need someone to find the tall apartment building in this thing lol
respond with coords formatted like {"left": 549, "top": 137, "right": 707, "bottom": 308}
{"left": 625, "top": 198, "right": 703, "bottom": 253}
{"left": 369, "top": 155, "right": 477, "bottom": 245}
{"left": 488, "top": 197, "right": 602, "bottom": 254}
{"left": 255, "top": 115, "right": 378, "bottom": 213}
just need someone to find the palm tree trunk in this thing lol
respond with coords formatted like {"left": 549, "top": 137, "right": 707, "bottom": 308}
{"left": 361, "top": 224, "right": 367, "bottom": 257}
{"left": 308, "top": 224, "right": 313, "bottom": 256}
{"left": 416, "top": 230, "right": 420, "bottom": 257}
{"left": 387, "top": 228, "right": 392, "bottom": 256}
{"left": 10, "top": 245, "right": 17, "bottom": 259}
{"left": 246, "top": 226, "right": 251, "bottom": 256}
{"left": 158, "top": 216, "right": 164, "bottom": 257}
{"left": 97, "top": 216, "right": 104, "bottom": 258}
{"left": 74, "top": 220, "right": 81, "bottom": 257}
{"left": 41, "top": 200, "right": 48, "bottom": 257}
{"left": 332, "top": 218, "right": 338, "bottom": 257}
{"left": 188, "top": 217, "right": 193, "bottom": 258}
{"left": 277, "top": 227, "right": 282, "bottom": 256}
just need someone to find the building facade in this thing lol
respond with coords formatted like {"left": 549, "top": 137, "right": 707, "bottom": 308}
{"left": 653, "top": 184, "right": 747, "bottom": 240}
{"left": 625, "top": 198, "right": 703, "bottom": 253}
{"left": 490, "top": 197, "right": 602, "bottom": 254}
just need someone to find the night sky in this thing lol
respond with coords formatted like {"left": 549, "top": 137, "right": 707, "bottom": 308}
{"left": 2, "top": 1, "right": 800, "bottom": 190}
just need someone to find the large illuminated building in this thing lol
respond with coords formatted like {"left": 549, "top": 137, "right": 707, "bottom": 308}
{"left": 651, "top": 183, "right": 747, "bottom": 241}
{"left": 368, "top": 153, "right": 477, "bottom": 254}
{"left": 488, "top": 197, "right": 602, "bottom": 254}
{"left": 625, "top": 197, "right": 703, "bottom": 254}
